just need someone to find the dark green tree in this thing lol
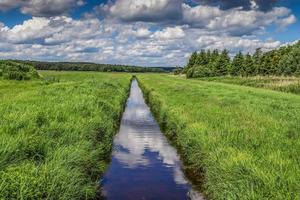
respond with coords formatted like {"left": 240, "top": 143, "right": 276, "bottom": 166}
{"left": 279, "top": 47, "right": 300, "bottom": 76}
{"left": 195, "top": 50, "right": 208, "bottom": 66}
{"left": 243, "top": 53, "right": 255, "bottom": 76}
{"left": 229, "top": 52, "right": 244, "bottom": 76}
{"left": 184, "top": 51, "right": 198, "bottom": 73}
{"left": 214, "top": 49, "right": 230, "bottom": 76}
{"left": 211, "top": 49, "right": 219, "bottom": 61}
{"left": 252, "top": 48, "right": 262, "bottom": 75}
{"left": 185, "top": 40, "right": 300, "bottom": 78}
{"left": 206, "top": 50, "right": 212, "bottom": 63}
{"left": 259, "top": 53, "right": 274, "bottom": 76}
{"left": 193, "top": 65, "right": 212, "bottom": 78}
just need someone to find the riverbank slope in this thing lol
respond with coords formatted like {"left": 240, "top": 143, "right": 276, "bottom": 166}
{"left": 138, "top": 74, "right": 300, "bottom": 200}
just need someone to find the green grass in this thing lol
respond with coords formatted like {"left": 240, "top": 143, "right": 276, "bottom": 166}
{"left": 197, "top": 76, "right": 300, "bottom": 95}
{"left": 0, "top": 71, "right": 131, "bottom": 199}
{"left": 138, "top": 74, "right": 300, "bottom": 200}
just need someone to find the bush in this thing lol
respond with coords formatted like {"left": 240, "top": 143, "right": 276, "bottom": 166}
{"left": 0, "top": 61, "right": 39, "bottom": 80}
{"left": 173, "top": 67, "right": 183, "bottom": 75}
{"left": 186, "top": 68, "right": 194, "bottom": 78}
{"left": 187, "top": 65, "right": 214, "bottom": 78}
{"left": 193, "top": 65, "right": 213, "bottom": 78}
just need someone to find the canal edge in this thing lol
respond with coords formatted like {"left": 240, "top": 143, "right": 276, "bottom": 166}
{"left": 95, "top": 75, "right": 134, "bottom": 200}
{"left": 136, "top": 76, "right": 208, "bottom": 200}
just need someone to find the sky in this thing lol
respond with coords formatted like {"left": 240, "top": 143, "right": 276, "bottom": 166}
{"left": 0, "top": 0, "right": 299, "bottom": 67}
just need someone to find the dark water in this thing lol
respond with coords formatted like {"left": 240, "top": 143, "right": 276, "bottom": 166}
{"left": 101, "top": 80, "right": 204, "bottom": 200}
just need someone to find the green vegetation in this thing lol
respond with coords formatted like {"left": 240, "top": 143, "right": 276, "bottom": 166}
{"left": 0, "top": 71, "right": 131, "bottom": 199}
{"left": 173, "top": 67, "right": 184, "bottom": 75}
{"left": 2, "top": 57, "right": 299, "bottom": 200}
{"left": 184, "top": 41, "right": 300, "bottom": 78}
{"left": 199, "top": 76, "right": 300, "bottom": 95}
{"left": 138, "top": 74, "right": 300, "bottom": 200}
{"left": 0, "top": 61, "right": 39, "bottom": 80}
{"left": 15, "top": 60, "right": 174, "bottom": 73}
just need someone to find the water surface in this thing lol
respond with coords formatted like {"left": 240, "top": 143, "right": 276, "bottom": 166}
{"left": 101, "top": 79, "right": 203, "bottom": 200}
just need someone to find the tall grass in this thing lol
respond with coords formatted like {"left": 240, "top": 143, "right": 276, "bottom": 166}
{"left": 198, "top": 76, "right": 300, "bottom": 94}
{"left": 138, "top": 74, "right": 300, "bottom": 200}
{"left": 0, "top": 71, "right": 131, "bottom": 199}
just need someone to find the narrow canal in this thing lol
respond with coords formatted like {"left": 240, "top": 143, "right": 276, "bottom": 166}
{"left": 101, "top": 79, "right": 204, "bottom": 200}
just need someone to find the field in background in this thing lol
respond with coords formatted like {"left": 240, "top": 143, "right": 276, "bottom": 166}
{"left": 138, "top": 74, "right": 300, "bottom": 200}
{"left": 197, "top": 76, "right": 300, "bottom": 94}
{"left": 0, "top": 71, "right": 131, "bottom": 199}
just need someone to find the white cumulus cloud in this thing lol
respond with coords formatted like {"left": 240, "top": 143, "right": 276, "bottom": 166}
{"left": 0, "top": 0, "right": 297, "bottom": 67}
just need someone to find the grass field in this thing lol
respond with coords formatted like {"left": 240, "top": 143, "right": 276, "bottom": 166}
{"left": 197, "top": 76, "right": 300, "bottom": 95}
{"left": 0, "top": 71, "right": 131, "bottom": 199}
{"left": 138, "top": 74, "right": 300, "bottom": 200}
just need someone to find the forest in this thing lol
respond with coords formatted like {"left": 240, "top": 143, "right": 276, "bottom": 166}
{"left": 184, "top": 41, "right": 300, "bottom": 78}
{"left": 15, "top": 60, "right": 173, "bottom": 73}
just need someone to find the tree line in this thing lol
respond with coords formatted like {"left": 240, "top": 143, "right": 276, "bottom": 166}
{"left": 184, "top": 41, "right": 300, "bottom": 78}
{"left": 16, "top": 60, "right": 173, "bottom": 73}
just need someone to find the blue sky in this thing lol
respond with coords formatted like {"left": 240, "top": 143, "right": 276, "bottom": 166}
{"left": 0, "top": 0, "right": 298, "bottom": 67}
{"left": 270, "top": 0, "right": 300, "bottom": 42}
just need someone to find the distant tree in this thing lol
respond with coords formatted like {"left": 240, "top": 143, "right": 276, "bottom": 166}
{"left": 229, "top": 52, "right": 244, "bottom": 76}
{"left": 214, "top": 49, "right": 230, "bottom": 76}
{"left": 270, "top": 51, "right": 281, "bottom": 75}
{"left": 197, "top": 49, "right": 208, "bottom": 66}
{"left": 185, "top": 51, "right": 198, "bottom": 72}
{"left": 173, "top": 67, "right": 183, "bottom": 75}
{"left": 211, "top": 49, "right": 219, "bottom": 61}
{"left": 259, "top": 53, "right": 274, "bottom": 76}
{"left": 186, "top": 67, "right": 195, "bottom": 78}
{"left": 206, "top": 50, "right": 212, "bottom": 63}
{"left": 0, "top": 61, "right": 39, "bottom": 80}
{"left": 184, "top": 40, "right": 300, "bottom": 78}
{"left": 243, "top": 53, "right": 255, "bottom": 77}
{"left": 14, "top": 60, "right": 167, "bottom": 73}
{"left": 193, "top": 65, "right": 212, "bottom": 78}
{"left": 279, "top": 47, "right": 300, "bottom": 76}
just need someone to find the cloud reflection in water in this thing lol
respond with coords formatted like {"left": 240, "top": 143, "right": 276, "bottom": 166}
{"left": 102, "top": 80, "right": 204, "bottom": 200}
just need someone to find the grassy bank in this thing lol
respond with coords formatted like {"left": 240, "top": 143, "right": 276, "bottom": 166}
{"left": 0, "top": 71, "right": 131, "bottom": 199}
{"left": 197, "top": 76, "right": 300, "bottom": 95}
{"left": 138, "top": 74, "right": 300, "bottom": 200}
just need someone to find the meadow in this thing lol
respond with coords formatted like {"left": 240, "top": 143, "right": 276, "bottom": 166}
{"left": 0, "top": 71, "right": 131, "bottom": 199}
{"left": 198, "top": 76, "right": 300, "bottom": 95}
{"left": 138, "top": 74, "right": 300, "bottom": 200}
{"left": 1, "top": 67, "right": 300, "bottom": 200}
